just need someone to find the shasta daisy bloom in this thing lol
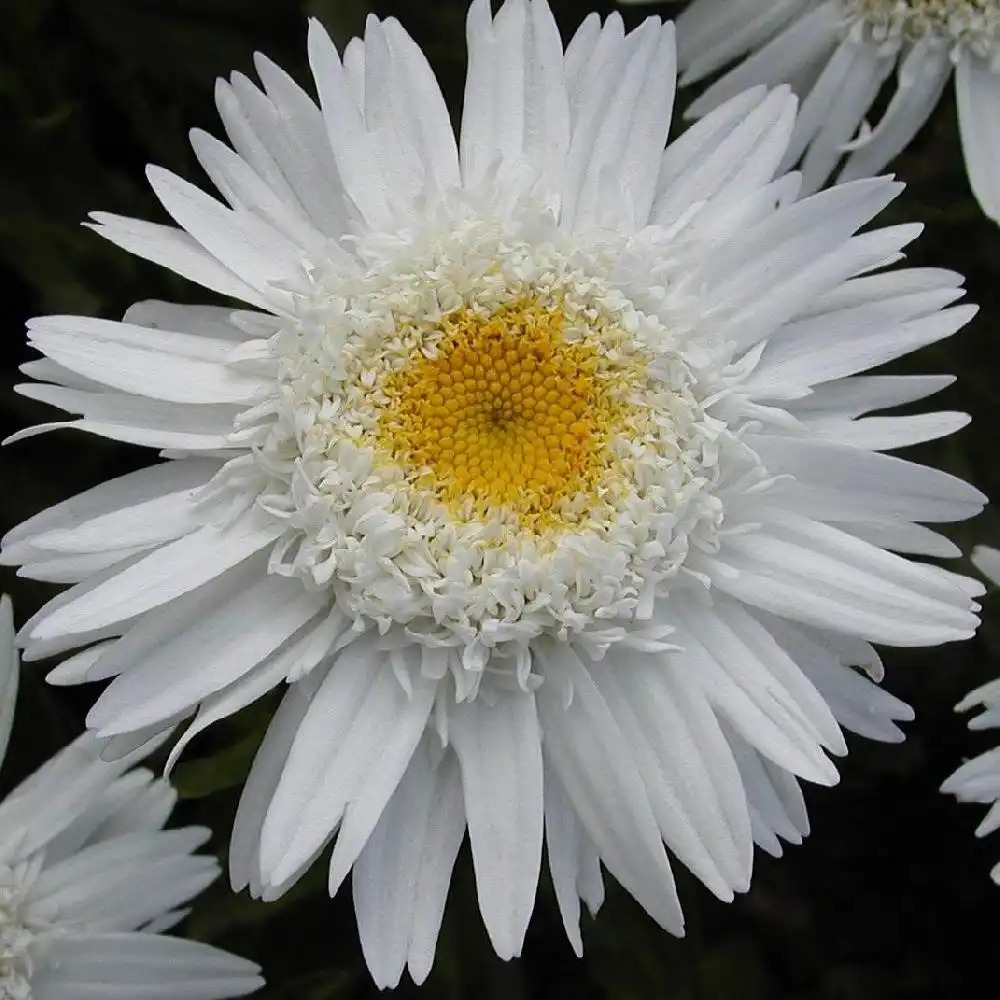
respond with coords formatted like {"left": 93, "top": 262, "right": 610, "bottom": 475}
{"left": 0, "top": 0, "right": 987, "bottom": 987}
{"left": 0, "top": 596, "right": 263, "bottom": 1000}
{"left": 942, "top": 546, "right": 1000, "bottom": 882}
{"left": 622, "top": 0, "right": 1000, "bottom": 221}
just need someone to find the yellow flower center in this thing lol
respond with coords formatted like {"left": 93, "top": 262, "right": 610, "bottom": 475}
{"left": 377, "top": 300, "right": 629, "bottom": 530}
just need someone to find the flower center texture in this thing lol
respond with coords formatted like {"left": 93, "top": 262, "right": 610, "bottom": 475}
{"left": 253, "top": 220, "right": 727, "bottom": 664}
{"left": 376, "top": 300, "right": 627, "bottom": 532}
{"left": 0, "top": 865, "right": 33, "bottom": 1000}
{"left": 844, "top": 0, "right": 1000, "bottom": 55}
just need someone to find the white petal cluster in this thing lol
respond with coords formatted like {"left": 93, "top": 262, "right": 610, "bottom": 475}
{"left": 0, "top": 0, "right": 986, "bottom": 988}
{"left": 253, "top": 215, "right": 725, "bottom": 680}
{"left": 942, "top": 546, "right": 1000, "bottom": 882}
{"left": 623, "top": 0, "right": 1000, "bottom": 221}
{"left": 0, "top": 597, "right": 263, "bottom": 1000}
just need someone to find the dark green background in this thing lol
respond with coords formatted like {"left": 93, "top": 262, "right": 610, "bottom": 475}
{"left": 2, "top": 1, "right": 1000, "bottom": 997}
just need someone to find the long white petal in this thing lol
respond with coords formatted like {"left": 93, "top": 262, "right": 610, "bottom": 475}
{"left": 32, "top": 933, "right": 262, "bottom": 1000}
{"left": 352, "top": 743, "right": 465, "bottom": 989}
{"left": 259, "top": 647, "right": 434, "bottom": 887}
{"left": 543, "top": 765, "right": 605, "bottom": 956}
{"left": 0, "top": 596, "right": 16, "bottom": 771}
{"left": 839, "top": 38, "right": 952, "bottom": 183}
{"left": 25, "top": 515, "right": 282, "bottom": 642}
{"left": 590, "top": 650, "right": 753, "bottom": 898}
{"left": 87, "top": 577, "right": 325, "bottom": 737}
{"left": 956, "top": 54, "right": 1000, "bottom": 224}
{"left": 449, "top": 690, "right": 543, "bottom": 960}
{"left": 535, "top": 642, "right": 683, "bottom": 934}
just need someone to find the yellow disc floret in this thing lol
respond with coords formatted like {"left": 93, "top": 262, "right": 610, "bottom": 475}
{"left": 377, "top": 300, "right": 630, "bottom": 531}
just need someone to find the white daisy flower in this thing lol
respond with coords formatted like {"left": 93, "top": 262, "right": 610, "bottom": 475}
{"left": 942, "top": 545, "right": 1000, "bottom": 883}
{"left": 621, "top": 0, "right": 1000, "bottom": 221}
{"left": 0, "top": 0, "right": 987, "bottom": 987}
{"left": 0, "top": 595, "right": 264, "bottom": 1000}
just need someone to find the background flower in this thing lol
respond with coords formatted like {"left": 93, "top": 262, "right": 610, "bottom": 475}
{"left": 622, "top": 0, "right": 1000, "bottom": 223}
{"left": 942, "top": 546, "right": 1000, "bottom": 881}
{"left": 0, "top": 595, "right": 264, "bottom": 1000}
{"left": 2, "top": 1, "right": 1000, "bottom": 997}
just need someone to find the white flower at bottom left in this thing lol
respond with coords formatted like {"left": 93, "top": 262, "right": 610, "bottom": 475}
{"left": 0, "top": 595, "right": 264, "bottom": 1000}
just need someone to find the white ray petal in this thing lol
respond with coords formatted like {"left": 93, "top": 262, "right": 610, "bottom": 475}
{"left": 0, "top": 595, "right": 16, "bottom": 772}
{"left": 745, "top": 433, "right": 986, "bottom": 524}
{"left": 25, "top": 516, "right": 282, "bottom": 642}
{"left": 3, "top": 461, "right": 218, "bottom": 560}
{"left": 840, "top": 37, "right": 952, "bottom": 184}
{"left": 673, "top": 597, "right": 842, "bottom": 784}
{"left": 592, "top": 649, "right": 753, "bottom": 897}
{"left": 535, "top": 643, "right": 683, "bottom": 935}
{"left": 259, "top": 649, "right": 435, "bottom": 887}
{"left": 31, "top": 933, "right": 262, "bottom": 1000}
{"left": 230, "top": 671, "right": 326, "bottom": 895}
{"left": 653, "top": 84, "right": 793, "bottom": 229}
{"left": 88, "top": 213, "right": 272, "bottom": 311}
{"left": 956, "top": 54, "right": 1000, "bottom": 224}
{"left": 543, "top": 765, "right": 605, "bottom": 956}
{"left": 685, "top": 2, "right": 840, "bottom": 115}
{"left": 352, "top": 744, "right": 465, "bottom": 989}
{"left": 307, "top": 18, "right": 394, "bottom": 230}
{"left": 248, "top": 53, "right": 353, "bottom": 238}
{"left": 87, "top": 576, "right": 325, "bottom": 737}
{"left": 449, "top": 690, "right": 543, "bottom": 960}
{"left": 973, "top": 546, "right": 1000, "bottom": 588}
{"left": 700, "top": 514, "right": 981, "bottom": 647}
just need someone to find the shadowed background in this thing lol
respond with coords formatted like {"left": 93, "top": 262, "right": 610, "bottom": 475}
{"left": 1, "top": 1, "right": 999, "bottom": 997}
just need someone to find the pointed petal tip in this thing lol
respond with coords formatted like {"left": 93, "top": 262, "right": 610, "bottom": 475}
{"left": 252, "top": 50, "right": 275, "bottom": 76}
{"left": 827, "top": 731, "right": 849, "bottom": 759}
{"left": 939, "top": 771, "right": 962, "bottom": 795}
{"left": 712, "top": 883, "right": 736, "bottom": 904}
{"left": 1, "top": 593, "right": 12, "bottom": 638}
{"left": 732, "top": 866, "right": 752, "bottom": 895}
{"left": 0, "top": 594, "right": 17, "bottom": 769}
{"left": 806, "top": 756, "right": 841, "bottom": 789}
{"left": 955, "top": 692, "right": 981, "bottom": 714}
{"left": 972, "top": 546, "right": 1000, "bottom": 586}
{"left": 258, "top": 835, "right": 310, "bottom": 890}
{"left": 227, "top": 968, "right": 266, "bottom": 997}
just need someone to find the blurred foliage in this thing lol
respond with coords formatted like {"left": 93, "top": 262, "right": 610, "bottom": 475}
{"left": 2, "top": 1, "right": 1000, "bottom": 998}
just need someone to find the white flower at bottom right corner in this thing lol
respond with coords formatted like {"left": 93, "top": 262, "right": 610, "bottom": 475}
{"left": 942, "top": 546, "right": 1000, "bottom": 883}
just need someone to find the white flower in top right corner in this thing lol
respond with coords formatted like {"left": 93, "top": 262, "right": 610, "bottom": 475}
{"left": 942, "top": 546, "right": 1000, "bottom": 882}
{"left": 622, "top": 0, "right": 1000, "bottom": 221}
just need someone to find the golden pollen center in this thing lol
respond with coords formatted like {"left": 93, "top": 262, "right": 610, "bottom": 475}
{"left": 378, "top": 300, "right": 623, "bottom": 529}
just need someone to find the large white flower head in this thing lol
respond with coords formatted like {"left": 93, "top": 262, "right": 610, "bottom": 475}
{"left": 0, "top": 0, "right": 987, "bottom": 987}
{"left": 0, "top": 596, "right": 263, "bottom": 1000}
{"left": 942, "top": 546, "right": 1000, "bottom": 882}
{"left": 621, "top": 0, "right": 1000, "bottom": 221}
